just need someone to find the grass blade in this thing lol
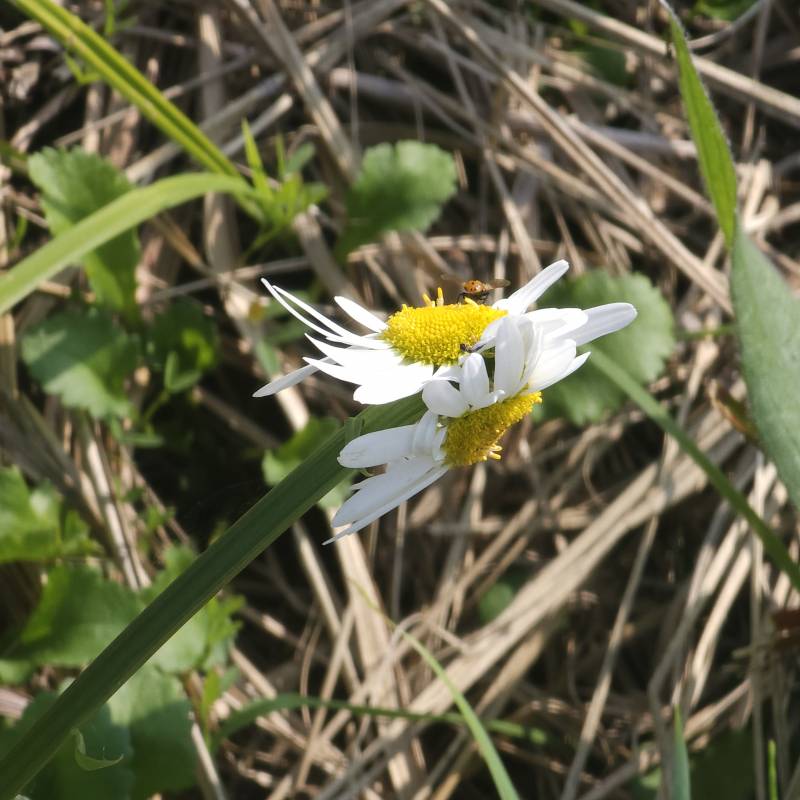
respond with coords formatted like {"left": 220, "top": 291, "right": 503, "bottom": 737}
{"left": 672, "top": 707, "right": 692, "bottom": 800}
{"left": 0, "top": 396, "right": 424, "bottom": 799}
{"left": 0, "top": 173, "right": 252, "bottom": 315}
{"left": 661, "top": 0, "right": 737, "bottom": 245}
{"left": 12, "top": 0, "right": 237, "bottom": 180}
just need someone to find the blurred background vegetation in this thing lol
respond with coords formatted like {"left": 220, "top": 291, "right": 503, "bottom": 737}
{"left": 1, "top": 0, "right": 798, "bottom": 798}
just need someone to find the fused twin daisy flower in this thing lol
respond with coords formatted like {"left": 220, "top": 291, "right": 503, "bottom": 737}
{"left": 254, "top": 260, "right": 637, "bottom": 542}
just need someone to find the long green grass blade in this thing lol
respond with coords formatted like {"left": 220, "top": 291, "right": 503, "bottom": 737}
{"left": 672, "top": 707, "right": 692, "bottom": 800}
{"left": 357, "top": 598, "right": 519, "bottom": 800}
{"left": 0, "top": 173, "right": 251, "bottom": 314}
{"left": 590, "top": 348, "right": 800, "bottom": 591}
{"left": 0, "top": 395, "right": 425, "bottom": 800}
{"left": 12, "top": 0, "right": 237, "bottom": 180}
{"left": 212, "top": 693, "right": 549, "bottom": 752}
{"left": 662, "top": 1, "right": 737, "bottom": 245}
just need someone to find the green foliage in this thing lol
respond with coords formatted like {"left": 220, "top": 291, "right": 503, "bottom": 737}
{"left": 665, "top": 4, "right": 800, "bottom": 511}
{"left": 540, "top": 272, "right": 674, "bottom": 424}
{"left": 0, "top": 467, "right": 96, "bottom": 563}
{"left": 0, "top": 694, "right": 134, "bottom": 800}
{"left": 242, "top": 123, "right": 328, "bottom": 252}
{"left": 0, "top": 173, "right": 255, "bottom": 316}
{"left": 665, "top": 6, "right": 737, "bottom": 245}
{"left": 337, "top": 141, "right": 457, "bottom": 256}
{"left": 0, "top": 565, "right": 140, "bottom": 683}
{"left": 21, "top": 307, "right": 140, "bottom": 420}
{"left": 146, "top": 300, "right": 218, "bottom": 393}
{"left": 263, "top": 417, "right": 352, "bottom": 509}
{"left": 28, "top": 148, "right": 140, "bottom": 320}
{"left": 143, "top": 546, "right": 242, "bottom": 673}
{"left": 108, "top": 666, "right": 196, "bottom": 800}
{"left": 731, "top": 229, "right": 800, "bottom": 510}
{"left": 692, "top": 0, "right": 756, "bottom": 21}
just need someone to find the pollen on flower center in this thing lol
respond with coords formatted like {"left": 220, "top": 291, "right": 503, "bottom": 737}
{"left": 381, "top": 303, "right": 506, "bottom": 365}
{"left": 442, "top": 392, "right": 543, "bottom": 467}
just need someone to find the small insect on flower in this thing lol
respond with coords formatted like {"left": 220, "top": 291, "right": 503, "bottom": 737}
{"left": 441, "top": 273, "right": 511, "bottom": 304}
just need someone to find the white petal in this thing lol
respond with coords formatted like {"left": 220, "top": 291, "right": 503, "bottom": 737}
{"left": 493, "top": 259, "right": 569, "bottom": 315}
{"left": 527, "top": 308, "right": 588, "bottom": 339}
{"left": 261, "top": 280, "right": 341, "bottom": 339}
{"left": 307, "top": 336, "right": 403, "bottom": 369}
{"left": 327, "top": 462, "right": 448, "bottom": 540}
{"left": 572, "top": 303, "right": 637, "bottom": 346}
{"left": 263, "top": 280, "right": 357, "bottom": 341}
{"left": 352, "top": 363, "right": 435, "bottom": 404}
{"left": 338, "top": 425, "right": 417, "bottom": 468}
{"left": 332, "top": 457, "right": 438, "bottom": 526}
{"left": 527, "top": 339, "right": 577, "bottom": 392}
{"left": 411, "top": 410, "right": 440, "bottom": 454}
{"left": 304, "top": 357, "right": 369, "bottom": 385}
{"left": 537, "top": 352, "right": 591, "bottom": 391}
{"left": 493, "top": 318, "right": 525, "bottom": 397}
{"left": 423, "top": 380, "right": 469, "bottom": 418}
{"left": 324, "top": 332, "right": 391, "bottom": 350}
{"left": 460, "top": 353, "right": 490, "bottom": 407}
{"left": 335, "top": 296, "right": 387, "bottom": 332}
{"left": 252, "top": 362, "right": 321, "bottom": 397}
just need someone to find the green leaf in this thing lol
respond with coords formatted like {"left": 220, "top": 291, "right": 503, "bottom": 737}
{"left": 28, "top": 148, "right": 139, "bottom": 320}
{"left": 146, "top": 300, "right": 218, "bottom": 393}
{"left": 665, "top": 4, "right": 738, "bottom": 244}
{"left": 0, "top": 565, "right": 140, "bottom": 683}
{"left": 262, "top": 417, "right": 352, "bottom": 509}
{"left": 672, "top": 708, "right": 691, "bottom": 800}
{"left": 0, "top": 694, "right": 133, "bottom": 800}
{"left": 108, "top": 666, "right": 196, "bottom": 800}
{"left": 731, "top": 226, "right": 800, "bottom": 509}
{"left": 142, "top": 546, "right": 241, "bottom": 673}
{"left": 0, "top": 173, "right": 255, "bottom": 315}
{"left": 0, "top": 467, "right": 95, "bottom": 563}
{"left": 72, "top": 730, "right": 123, "bottom": 771}
{"left": 540, "top": 272, "right": 674, "bottom": 424}
{"left": 337, "top": 141, "right": 457, "bottom": 256}
{"left": 21, "top": 308, "right": 140, "bottom": 420}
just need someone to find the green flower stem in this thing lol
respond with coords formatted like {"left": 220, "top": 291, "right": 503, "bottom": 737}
{"left": 0, "top": 395, "right": 424, "bottom": 799}
{"left": 591, "top": 349, "right": 800, "bottom": 591}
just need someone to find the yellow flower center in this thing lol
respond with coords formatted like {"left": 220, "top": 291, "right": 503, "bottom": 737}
{"left": 442, "top": 392, "right": 542, "bottom": 467}
{"left": 382, "top": 296, "right": 506, "bottom": 365}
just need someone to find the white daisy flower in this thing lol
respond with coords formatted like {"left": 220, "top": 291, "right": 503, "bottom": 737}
{"left": 327, "top": 315, "right": 613, "bottom": 542}
{"left": 253, "top": 261, "right": 636, "bottom": 405}
{"left": 252, "top": 279, "right": 506, "bottom": 405}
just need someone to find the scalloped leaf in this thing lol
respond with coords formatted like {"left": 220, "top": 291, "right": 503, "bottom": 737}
{"left": 337, "top": 141, "right": 457, "bottom": 256}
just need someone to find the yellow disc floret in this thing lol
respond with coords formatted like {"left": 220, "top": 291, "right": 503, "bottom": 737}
{"left": 442, "top": 392, "right": 542, "bottom": 467}
{"left": 382, "top": 299, "right": 506, "bottom": 365}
